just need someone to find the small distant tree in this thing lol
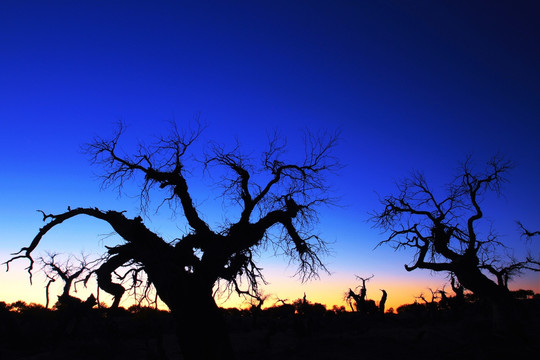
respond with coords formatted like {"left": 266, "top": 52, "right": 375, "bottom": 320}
{"left": 372, "top": 156, "right": 539, "bottom": 325}
{"left": 5, "top": 122, "right": 339, "bottom": 360}
{"left": 379, "top": 289, "right": 387, "bottom": 313}
{"left": 292, "top": 293, "right": 326, "bottom": 316}
{"left": 39, "top": 253, "right": 95, "bottom": 309}
{"left": 450, "top": 275, "right": 464, "bottom": 303}
{"left": 346, "top": 274, "right": 381, "bottom": 314}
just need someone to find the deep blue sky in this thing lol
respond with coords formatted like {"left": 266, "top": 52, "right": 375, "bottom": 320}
{"left": 1, "top": 1, "right": 539, "bottom": 308}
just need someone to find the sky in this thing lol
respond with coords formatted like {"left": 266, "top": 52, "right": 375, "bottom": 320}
{"left": 1, "top": 1, "right": 539, "bottom": 311}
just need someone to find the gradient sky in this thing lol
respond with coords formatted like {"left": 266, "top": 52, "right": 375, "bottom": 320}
{"left": 1, "top": 1, "right": 539, "bottom": 311}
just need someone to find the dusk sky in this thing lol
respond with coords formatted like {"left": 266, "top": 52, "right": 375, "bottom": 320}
{"left": 1, "top": 1, "right": 539, "bottom": 311}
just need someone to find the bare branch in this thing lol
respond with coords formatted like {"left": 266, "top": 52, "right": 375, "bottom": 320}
{"left": 518, "top": 222, "right": 540, "bottom": 239}
{"left": 84, "top": 121, "right": 211, "bottom": 235}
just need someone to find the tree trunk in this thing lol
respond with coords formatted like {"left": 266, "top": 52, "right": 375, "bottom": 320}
{"left": 170, "top": 292, "right": 235, "bottom": 360}
{"left": 149, "top": 272, "right": 235, "bottom": 360}
{"left": 453, "top": 263, "right": 516, "bottom": 332}
{"left": 123, "top": 228, "right": 236, "bottom": 359}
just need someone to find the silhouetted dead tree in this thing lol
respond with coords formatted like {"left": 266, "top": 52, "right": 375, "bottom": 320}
{"left": 355, "top": 274, "right": 373, "bottom": 299}
{"left": 416, "top": 288, "right": 438, "bottom": 306}
{"left": 347, "top": 274, "right": 379, "bottom": 314}
{"left": 437, "top": 285, "right": 450, "bottom": 309}
{"left": 379, "top": 289, "right": 387, "bottom": 313}
{"left": 372, "top": 156, "right": 540, "bottom": 327}
{"left": 5, "top": 122, "right": 339, "bottom": 360}
{"left": 450, "top": 275, "right": 464, "bottom": 302}
{"left": 415, "top": 288, "right": 439, "bottom": 318}
{"left": 44, "top": 274, "right": 55, "bottom": 309}
{"left": 445, "top": 276, "right": 466, "bottom": 313}
{"left": 249, "top": 292, "right": 269, "bottom": 327}
{"left": 266, "top": 298, "right": 295, "bottom": 320}
{"left": 39, "top": 253, "right": 94, "bottom": 309}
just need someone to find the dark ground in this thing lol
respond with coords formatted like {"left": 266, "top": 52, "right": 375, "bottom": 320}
{"left": 1, "top": 300, "right": 539, "bottom": 360}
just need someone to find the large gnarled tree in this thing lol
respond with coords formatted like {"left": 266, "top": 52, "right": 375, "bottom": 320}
{"left": 372, "top": 156, "right": 539, "bottom": 325}
{"left": 6, "top": 123, "right": 339, "bottom": 360}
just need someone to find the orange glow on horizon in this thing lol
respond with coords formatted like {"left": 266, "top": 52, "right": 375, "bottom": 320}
{"left": 2, "top": 255, "right": 538, "bottom": 312}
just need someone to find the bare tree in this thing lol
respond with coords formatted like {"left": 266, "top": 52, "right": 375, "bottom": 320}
{"left": 5, "top": 122, "right": 339, "bottom": 360}
{"left": 346, "top": 274, "right": 378, "bottom": 314}
{"left": 372, "top": 156, "right": 539, "bottom": 325}
{"left": 39, "top": 253, "right": 94, "bottom": 308}
{"left": 416, "top": 288, "right": 438, "bottom": 306}
{"left": 450, "top": 275, "right": 464, "bottom": 301}
{"left": 379, "top": 289, "right": 387, "bottom": 313}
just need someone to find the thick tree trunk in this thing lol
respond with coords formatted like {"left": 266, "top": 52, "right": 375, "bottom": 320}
{"left": 112, "top": 222, "right": 236, "bottom": 359}
{"left": 170, "top": 294, "right": 234, "bottom": 360}
{"left": 148, "top": 271, "right": 235, "bottom": 360}
{"left": 455, "top": 265, "right": 511, "bottom": 302}
{"left": 453, "top": 263, "right": 516, "bottom": 331}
